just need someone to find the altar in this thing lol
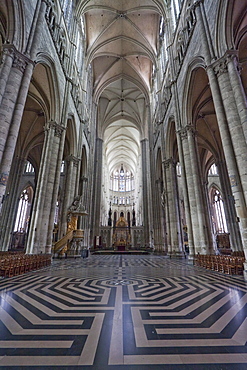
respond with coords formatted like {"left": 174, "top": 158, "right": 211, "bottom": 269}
{"left": 112, "top": 215, "right": 130, "bottom": 250}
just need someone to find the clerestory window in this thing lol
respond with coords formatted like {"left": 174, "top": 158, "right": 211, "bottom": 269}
{"left": 110, "top": 165, "right": 134, "bottom": 192}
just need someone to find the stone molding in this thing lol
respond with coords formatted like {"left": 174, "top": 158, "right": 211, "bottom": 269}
{"left": 12, "top": 55, "right": 28, "bottom": 73}
{"left": 177, "top": 127, "right": 188, "bottom": 141}
{"left": 162, "top": 158, "right": 175, "bottom": 169}
{"left": 66, "top": 155, "right": 80, "bottom": 167}
{"left": 45, "top": 121, "right": 65, "bottom": 137}
{"left": 2, "top": 44, "right": 34, "bottom": 72}
{"left": 177, "top": 123, "right": 196, "bottom": 140}
{"left": 211, "top": 51, "right": 241, "bottom": 77}
{"left": 2, "top": 45, "right": 15, "bottom": 60}
{"left": 185, "top": 123, "right": 196, "bottom": 136}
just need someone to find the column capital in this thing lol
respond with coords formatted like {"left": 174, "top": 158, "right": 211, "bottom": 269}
{"left": 140, "top": 138, "right": 148, "bottom": 144}
{"left": 211, "top": 51, "right": 240, "bottom": 77}
{"left": 177, "top": 127, "right": 188, "bottom": 140}
{"left": 81, "top": 176, "right": 88, "bottom": 182}
{"left": 12, "top": 55, "right": 27, "bottom": 73}
{"left": 212, "top": 59, "right": 228, "bottom": 77}
{"left": 224, "top": 50, "right": 242, "bottom": 75}
{"left": 162, "top": 157, "right": 175, "bottom": 169}
{"left": 192, "top": 0, "right": 204, "bottom": 10}
{"left": 66, "top": 155, "right": 80, "bottom": 167}
{"left": 45, "top": 121, "right": 65, "bottom": 137}
{"left": 177, "top": 123, "right": 196, "bottom": 140}
{"left": 2, "top": 44, "right": 35, "bottom": 72}
{"left": 155, "top": 178, "right": 163, "bottom": 184}
{"left": 2, "top": 44, "right": 15, "bottom": 59}
{"left": 185, "top": 123, "right": 196, "bottom": 135}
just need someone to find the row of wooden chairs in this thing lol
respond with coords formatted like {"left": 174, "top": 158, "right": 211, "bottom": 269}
{"left": 231, "top": 251, "right": 245, "bottom": 257}
{"left": 0, "top": 254, "right": 51, "bottom": 278}
{"left": 195, "top": 254, "right": 245, "bottom": 275}
{"left": 0, "top": 251, "right": 25, "bottom": 256}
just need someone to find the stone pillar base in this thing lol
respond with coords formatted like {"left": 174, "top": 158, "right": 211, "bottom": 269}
{"left": 169, "top": 250, "right": 185, "bottom": 258}
{"left": 45, "top": 245, "right": 52, "bottom": 254}
{"left": 188, "top": 254, "right": 195, "bottom": 263}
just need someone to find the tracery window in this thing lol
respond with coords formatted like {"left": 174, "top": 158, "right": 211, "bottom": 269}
{"left": 14, "top": 187, "right": 33, "bottom": 232}
{"left": 62, "top": 0, "right": 73, "bottom": 29}
{"left": 24, "top": 161, "right": 35, "bottom": 173}
{"left": 75, "top": 17, "right": 85, "bottom": 72}
{"left": 176, "top": 162, "right": 181, "bottom": 176}
{"left": 159, "top": 16, "right": 167, "bottom": 74}
{"left": 61, "top": 160, "right": 65, "bottom": 173}
{"left": 208, "top": 163, "right": 218, "bottom": 175}
{"left": 211, "top": 188, "right": 228, "bottom": 234}
{"left": 171, "top": 0, "right": 181, "bottom": 27}
{"left": 54, "top": 200, "right": 59, "bottom": 224}
{"left": 110, "top": 165, "right": 134, "bottom": 192}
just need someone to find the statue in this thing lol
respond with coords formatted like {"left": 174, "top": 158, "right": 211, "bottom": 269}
{"left": 108, "top": 202, "right": 112, "bottom": 226}
{"left": 132, "top": 207, "right": 136, "bottom": 226}
{"left": 68, "top": 195, "right": 87, "bottom": 215}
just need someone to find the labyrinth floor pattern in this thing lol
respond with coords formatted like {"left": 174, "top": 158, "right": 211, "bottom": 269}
{"left": 0, "top": 255, "right": 247, "bottom": 369}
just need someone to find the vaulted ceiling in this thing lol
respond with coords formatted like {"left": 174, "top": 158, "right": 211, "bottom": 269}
{"left": 78, "top": 0, "right": 164, "bottom": 176}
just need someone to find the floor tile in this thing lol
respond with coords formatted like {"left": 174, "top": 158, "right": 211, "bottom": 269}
{"left": 0, "top": 255, "right": 246, "bottom": 369}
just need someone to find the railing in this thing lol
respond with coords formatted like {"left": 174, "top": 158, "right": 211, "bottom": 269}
{"left": 53, "top": 230, "right": 74, "bottom": 255}
{"left": 53, "top": 229, "right": 84, "bottom": 256}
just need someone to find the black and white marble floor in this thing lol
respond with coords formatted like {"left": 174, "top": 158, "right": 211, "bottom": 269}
{"left": 0, "top": 255, "right": 247, "bottom": 369}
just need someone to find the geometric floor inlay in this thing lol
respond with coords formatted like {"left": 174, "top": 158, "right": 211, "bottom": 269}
{"left": 0, "top": 254, "right": 247, "bottom": 369}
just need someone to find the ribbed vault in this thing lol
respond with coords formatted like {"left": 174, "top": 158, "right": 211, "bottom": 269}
{"left": 77, "top": 0, "right": 164, "bottom": 182}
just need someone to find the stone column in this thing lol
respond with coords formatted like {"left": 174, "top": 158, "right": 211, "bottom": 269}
{"left": 161, "top": 186, "right": 170, "bottom": 254}
{"left": 59, "top": 155, "right": 78, "bottom": 238}
{"left": 206, "top": 66, "right": 247, "bottom": 258}
{"left": 25, "top": 122, "right": 65, "bottom": 254}
{"left": 171, "top": 158, "right": 184, "bottom": 256}
{"left": 0, "top": 52, "right": 34, "bottom": 208}
{"left": 203, "top": 179, "right": 216, "bottom": 249}
{"left": 70, "top": 157, "right": 80, "bottom": 203}
{"left": 0, "top": 46, "right": 16, "bottom": 106}
{"left": 163, "top": 158, "right": 183, "bottom": 256}
{"left": 153, "top": 178, "right": 165, "bottom": 252}
{"left": 177, "top": 130, "right": 195, "bottom": 258}
{"left": 187, "top": 124, "right": 213, "bottom": 253}
{"left": 38, "top": 127, "right": 61, "bottom": 250}
{"left": 162, "top": 159, "right": 172, "bottom": 256}
{"left": 217, "top": 159, "right": 243, "bottom": 252}
{"left": 91, "top": 138, "right": 103, "bottom": 241}
{"left": 0, "top": 157, "right": 26, "bottom": 250}
{"left": 179, "top": 126, "right": 208, "bottom": 254}
{"left": 0, "top": 0, "right": 47, "bottom": 209}
{"left": 161, "top": 166, "right": 171, "bottom": 255}
{"left": 45, "top": 126, "right": 66, "bottom": 253}
{"left": 226, "top": 52, "right": 247, "bottom": 143}
{"left": 141, "top": 138, "right": 151, "bottom": 247}
{"left": 213, "top": 57, "right": 247, "bottom": 205}
{"left": 195, "top": 0, "right": 247, "bottom": 261}
{"left": 77, "top": 176, "right": 88, "bottom": 230}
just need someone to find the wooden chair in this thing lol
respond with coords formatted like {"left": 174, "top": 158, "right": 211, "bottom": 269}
{"left": 235, "top": 258, "right": 244, "bottom": 275}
